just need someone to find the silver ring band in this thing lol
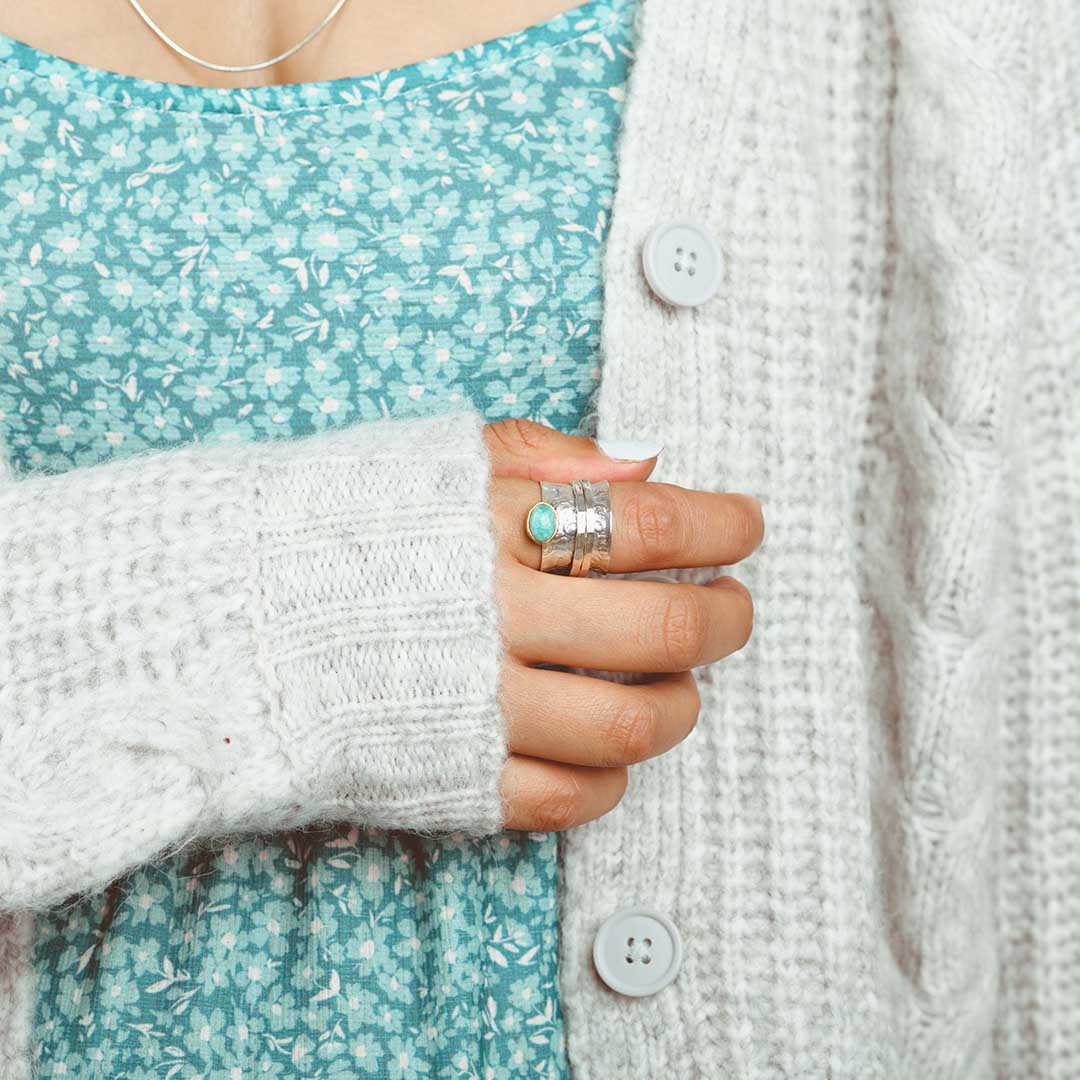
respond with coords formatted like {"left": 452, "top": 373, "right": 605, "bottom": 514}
{"left": 570, "top": 479, "right": 588, "bottom": 578}
{"left": 587, "top": 479, "right": 612, "bottom": 575}
{"left": 528, "top": 479, "right": 612, "bottom": 576}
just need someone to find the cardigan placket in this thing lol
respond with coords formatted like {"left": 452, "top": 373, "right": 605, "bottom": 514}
{"left": 569, "top": 0, "right": 887, "bottom": 1074}
{"left": 564, "top": 0, "right": 1048, "bottom": 1076}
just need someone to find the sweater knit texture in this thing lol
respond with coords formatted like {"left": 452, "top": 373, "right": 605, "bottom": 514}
{"left": 0, "top": 2, "right": 639, "bottom": 1073}
{"left": 3, "top": 0, "right": 1080, "bottom": 1079}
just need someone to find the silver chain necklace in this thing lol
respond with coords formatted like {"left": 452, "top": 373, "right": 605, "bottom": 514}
{"left": 125, "top": 0, "right": 353, "bottom": 73}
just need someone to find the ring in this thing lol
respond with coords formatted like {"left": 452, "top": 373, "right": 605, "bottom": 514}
{"left": 569, "top": 479, "right": 588, "bottom": 577}
{"left": 525, "top": 479, "right": 612, "bottom": 576}
{"left": 579, "top": 478, "right": 612, "bottom": 576}
{"left": 527, "top": 482, "right": 576, "bottom": 574}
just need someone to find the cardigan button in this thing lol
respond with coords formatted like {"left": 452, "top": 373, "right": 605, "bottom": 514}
{"left": 592, "top": 906, "right": 683, "bottom": 997}
{"left": 641, "top": 218, "right": 722, "bottom": 307}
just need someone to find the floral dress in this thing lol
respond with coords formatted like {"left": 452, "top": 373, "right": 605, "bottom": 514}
{"left": 0, "top": 0, "right": 640, "bottom": 1074}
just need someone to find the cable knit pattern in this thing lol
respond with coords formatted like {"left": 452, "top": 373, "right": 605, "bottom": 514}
{"left": 560, "top": 0, "right": 1073, "bottom": 1078}
{"left": 0, "top": 409, "right": 505, "bottom": 915}
{"left": 2, "top": 0, "right": 1080, "bottom": 1077}
{"left": 861, "top": 2, "right": 1036, "bottom": 1074}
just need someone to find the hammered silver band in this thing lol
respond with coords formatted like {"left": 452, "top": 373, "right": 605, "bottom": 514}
{"left": 531, "top": 479, "right": 612, "bottom": 576}
{"left": 579, "top": 478, "right": 612, "bottom": 576}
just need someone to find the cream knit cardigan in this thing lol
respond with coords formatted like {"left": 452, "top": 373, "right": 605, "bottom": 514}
{"left": 2, "top": 0, "right": 1078, "bottom": 1076}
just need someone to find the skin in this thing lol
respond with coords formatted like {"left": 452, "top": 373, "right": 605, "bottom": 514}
{"left": 0, "top": 1, "right": 596, "bottom": 88}
{"left": 482, "top": 419, "right": 762, "bottom": 832}
{"left": 1, "top": 3, "right": 765, "bottom": 832}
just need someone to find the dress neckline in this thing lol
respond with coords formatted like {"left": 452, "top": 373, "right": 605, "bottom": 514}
{"left": 0, "top": 0, "right": 629, "bottom": 116}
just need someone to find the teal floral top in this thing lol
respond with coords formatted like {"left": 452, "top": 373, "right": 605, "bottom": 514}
{"left": 0, "top": 0, "right": 639, "bottom": 1075}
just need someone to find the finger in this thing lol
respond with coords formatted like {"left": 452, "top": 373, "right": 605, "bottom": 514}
{"left": 499, "top": 754, "right": 628, "bottom": 833}
{"left": 500, "top": 661, "right": 701, "bottom": 767}
{"left": 499, "top": 562, "right": 754, "bottom": 672}
{"left": 494, "top": 477, "right": 764, "bottom": 572}
{"left": 483, "top": 417, "right": 661, "bottom": 483}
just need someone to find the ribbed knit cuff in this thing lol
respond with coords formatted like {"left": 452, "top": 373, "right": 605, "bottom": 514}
{"left": 0, "top": 410, "right": 507, "bottom": 911}
{"left": 245, "top": 410, "right": 508, "bottom": 837}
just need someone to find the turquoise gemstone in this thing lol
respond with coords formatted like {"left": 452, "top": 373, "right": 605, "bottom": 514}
{"left": 527, "top": 502, "right": 558, "bottom": 543}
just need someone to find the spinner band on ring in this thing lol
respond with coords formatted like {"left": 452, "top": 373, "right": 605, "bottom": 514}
{"left": 586, "top": 479, "right": 612, "bottom": 575}
{"left": 572, "top": 479, "right": 597, "bottom": 577}
{"left": 581, "top": 480, "right": 595, "bottom": 576}
{"left": 569, "top": 479, "right": 588, "bottom": 577}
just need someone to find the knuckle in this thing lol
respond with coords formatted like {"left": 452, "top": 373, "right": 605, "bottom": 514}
{"left": 531, "top": 774, "right": 585, "bottom": 832}
{"left": 487, "top": 417, "right": 549, "bottom": 456}
{"left": 656, "top": 589, "right": 709, "bottom": 669}
{"left": 627, "top": 487, "right": 685, "bottom": 563}
{"left": 601, "top": 699, "right": 661, "bottom": 766}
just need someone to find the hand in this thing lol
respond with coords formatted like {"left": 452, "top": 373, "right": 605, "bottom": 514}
{"left": 483, "top": 419, "right": 764, "bottom": 833}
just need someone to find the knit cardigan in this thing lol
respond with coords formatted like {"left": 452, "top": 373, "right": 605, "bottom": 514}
{"left": 2, "top": 0, "right": 1078, "bottom": 1076}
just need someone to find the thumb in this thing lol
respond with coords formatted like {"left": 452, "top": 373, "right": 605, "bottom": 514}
{"left": 482, "top": 418, "right": 663, "bottom": 482}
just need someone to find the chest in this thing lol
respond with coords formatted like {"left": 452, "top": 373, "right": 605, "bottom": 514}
{"left": 0, "top": 0, "right": 637, "bottom": 474}
{"left": 0, "top": 0, "right": 590, "bottom": 88}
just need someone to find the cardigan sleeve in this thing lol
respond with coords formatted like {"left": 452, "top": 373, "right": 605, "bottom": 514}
{"left": 0, "top": 410, "right": 508, "bottom": 913}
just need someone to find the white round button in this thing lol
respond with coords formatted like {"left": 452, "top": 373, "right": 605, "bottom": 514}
{"left": 641, "top": 218, "right": 722, "bottom": 307}
{"left": 592, "top": 906, "right": 683, "bottom": 997}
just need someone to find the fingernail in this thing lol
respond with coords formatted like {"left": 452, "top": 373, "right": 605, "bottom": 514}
{"left": 597, "top": 437, "right": 665, "bottom": 461}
